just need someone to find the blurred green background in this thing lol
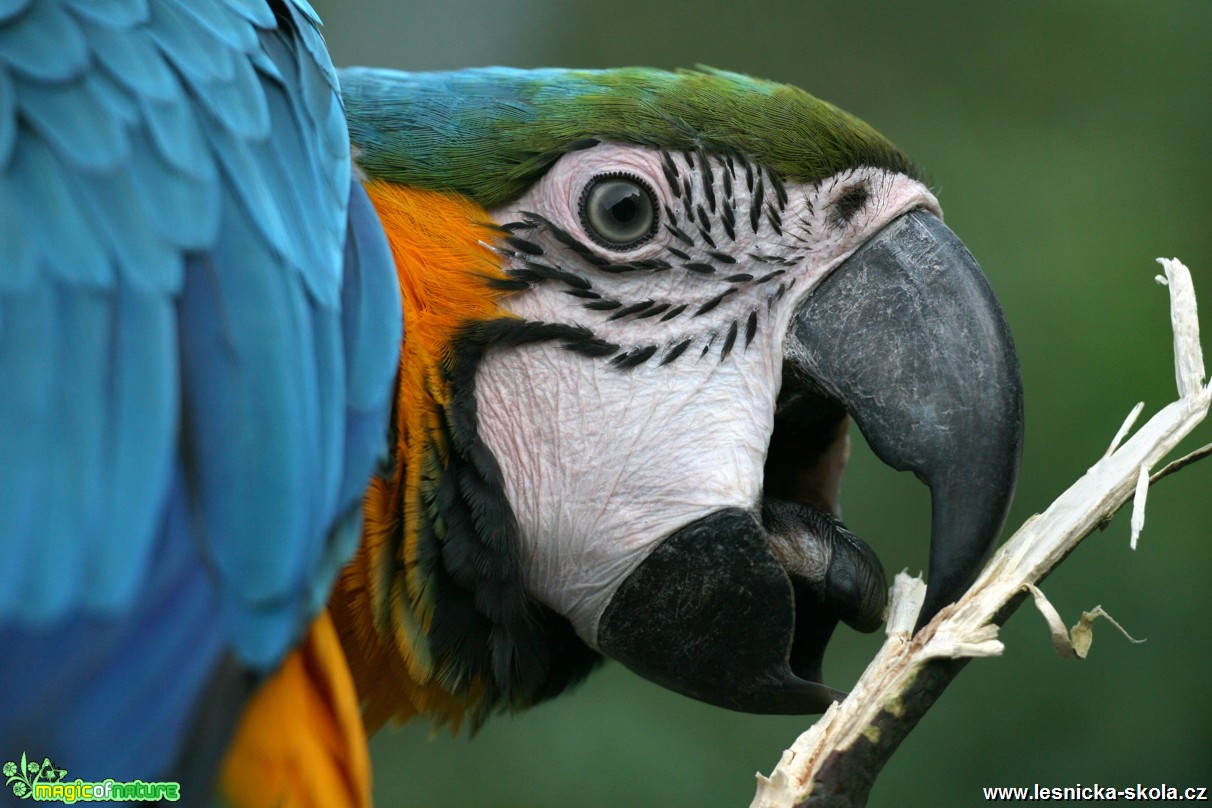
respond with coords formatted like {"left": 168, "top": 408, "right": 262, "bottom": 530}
{"left": 311, "top": 1, "right": 1212, "bottom": 805}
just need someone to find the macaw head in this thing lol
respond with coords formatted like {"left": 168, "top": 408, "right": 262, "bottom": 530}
{"left": 334, "top": 67, "right": 1023, "bottom": 726}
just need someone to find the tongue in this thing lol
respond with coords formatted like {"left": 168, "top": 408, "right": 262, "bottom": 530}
{"left": 762, "top": 498, "right": 888, "bottom": 682}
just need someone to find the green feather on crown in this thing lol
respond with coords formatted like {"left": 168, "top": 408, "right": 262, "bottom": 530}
{"left": 341, "top": 66, "right": 917, "bottom": 208}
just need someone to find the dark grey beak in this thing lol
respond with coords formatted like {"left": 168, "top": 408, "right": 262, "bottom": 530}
{"left": 787, "top": 209, "right": 1023, "bottom": 627}
{"left": 597, "top": 208, "right": 1023, "bottom": 713}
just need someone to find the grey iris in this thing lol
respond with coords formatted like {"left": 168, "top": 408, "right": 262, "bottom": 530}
{"left": 580, "top": 174, "right": 658, "bottom": 250}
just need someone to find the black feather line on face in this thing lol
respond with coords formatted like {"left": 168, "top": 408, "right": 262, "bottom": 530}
{"left": 567, "top": 137, "right": 602, "bottom": 151}
{"left": 750, "top": 174, "right": 765, "bottom": 233}
{"left": 506, "top": 260, "right": 591, "bottom": 290}
{"left": 522, "top": 211, "right": 609, "bottom": 266}
{"left": 499, "top": 220, "right": 537, "bottom": 233}
{"left": 634, "top": 301, "right": 672, "bottom": 319}
{"left": 766, "top": 202, "right": 783, "bottom": 236}
{"left": 661, "top": 338, "right": 693, "bottom": 365}
{"left": 610, "top": 344, "right": 659, "bottom": 369}
{"left": 505, "top": 235, "right": 545, "bottom": 256}
{"left": 699, "top": 147, "right": 716, "bottom": 213}
{"left": 745, "top": 309, "right": 759, "bottom": 347}
{"left": 720, "top": 320, "right": 738, "bottom": 359}
{"left": 666, "top": 222, "right": 694, "bottom": 246}
{"left": 584, "top": 299, "right": 622, "bottom": 311}
{"left": 695, "top": 287, "right": 736, "bottom": 316}
{"left": 665, "top": 164, "right": 682, "bottom": 197}
{"left": 608, "top": 299, "right": 659, "bottom": 320}
{"left": 488, "top": 277, "right": 532, "bottom": 292}
{"left": 495, "top": 150, "right": 799, "bottom": 372}
{"left": 721, "top": 205, "right": 736, "bottom": 241}
{"left": 563, "top": 335, "right": 620, "bottom": 357}
{"left": 660, "top": 149, "right": 679, "bottom": 178}
{"left": 418, "top": 318, "right": 608, "bottom": 722}
{"left": 660, "top": 303, "right": 688, "bottom": 321}
{"left": 768, "top": 166, "right": 788, "bottom": 210}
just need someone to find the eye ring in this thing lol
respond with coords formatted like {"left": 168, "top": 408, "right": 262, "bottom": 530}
{"left": 578, "top": 172, "right": 660, "bottom": 251}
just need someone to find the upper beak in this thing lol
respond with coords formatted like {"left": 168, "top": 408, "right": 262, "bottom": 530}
{"left": 597, "top": 208, "right": 1023, "bottom": 713}
{"left": 787, "top": 208, "right": 1024, "bottom": 627}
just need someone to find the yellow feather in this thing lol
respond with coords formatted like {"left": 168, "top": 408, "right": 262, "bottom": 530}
{"left": 220, "top": 612, "right": 371, "bottom": 808}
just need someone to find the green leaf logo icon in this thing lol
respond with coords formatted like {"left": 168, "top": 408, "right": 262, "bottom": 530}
{"left": 4, "top": 752, "right": 65, "bottom": 800}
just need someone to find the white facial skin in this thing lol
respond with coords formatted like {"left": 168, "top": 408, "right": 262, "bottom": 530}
{"left": 477, "top": 143, "right": 939, "bottom": 648}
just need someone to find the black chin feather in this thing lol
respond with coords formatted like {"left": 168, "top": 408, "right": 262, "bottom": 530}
{"left": 416, "top": 318, "right": 604, "bottom": 722}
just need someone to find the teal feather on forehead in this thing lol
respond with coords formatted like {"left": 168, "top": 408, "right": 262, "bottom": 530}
{"left": 341, "top": 66, "right": 916, "bottom": 208}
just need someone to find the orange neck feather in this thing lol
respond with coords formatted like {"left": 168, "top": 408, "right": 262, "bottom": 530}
{"left": 330, "top": 181, "right": 511, "bottom": 733}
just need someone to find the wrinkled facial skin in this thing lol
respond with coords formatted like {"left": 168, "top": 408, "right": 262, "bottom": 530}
{"left": 475, "top": 143, "right": 939, "bottom": 649}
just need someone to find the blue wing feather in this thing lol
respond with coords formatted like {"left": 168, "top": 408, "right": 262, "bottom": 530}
{"left": 86, "top": 288, "right": 178, "bottom": 612}
{"left": 68, "top": 165, "right": 185, "bottom": 288}
{"left": 62, "top": 0, "right": 148, "bottom": 28}
{"left": 162, "top": 0, "right": 260, "bottom": 53}
{"left": 0, "top": 172, "right": 35, "bottom": 288}
{"left": 217, "top": 0, "right": 275, "bottom": 29}
{"left": 25, "top": 290, "right": 110, "bottom": 620}
{"left": 146, "top": 0, "right": 237, "bottom": 84}
{"left": 8, "top": 136, "right": 113, "bottom": 286}
{"left": 198, "top": 51, "right": 272, "bottom": 140}
{"left": 0, "top": 471, "right": 226, "bottom": 781}
{"left": 0, "top": 0, "right": 32, "bottom": 22}
{"left": 0, "top": 0, "right": 88, "bottom": 82}
{"left": 128, "top": 126, "right": 221, "bottom": 250}
{"left": 0, "top": 0, "right": 401, "bottom": 787}
{"left": 17, "top": 77, "right": 132, "bottom": 171}
{"left": 0, "top": 65, "right": 14, "bottom": 166}
{"left": 0, "top": 283, "right": 56, "bottom": 617}
{"left": 83, "top": 69, "right": 141, "bottom": 127}
{"left": 342, "top": 180, "right": 402, "bottom": 415}
{"left": 285, "top": 0, "right": 322, "bottom": 28}
{"left": 138, "top": 78, "right": 218, "bottom": 180}
{"left": 85, "top": 16, "right": 178, "bottom": 101}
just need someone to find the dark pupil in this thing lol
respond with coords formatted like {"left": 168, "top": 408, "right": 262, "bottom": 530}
{"left": 605, "top": 188, "right": 639, "bottom": 224}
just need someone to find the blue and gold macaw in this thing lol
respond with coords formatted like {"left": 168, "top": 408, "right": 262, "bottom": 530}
{"left": 0, "top": 2, "right": 1024, "bottom": 806}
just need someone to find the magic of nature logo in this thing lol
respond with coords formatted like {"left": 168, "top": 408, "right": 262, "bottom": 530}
{"left": 3, "top": 753, "right": 180, "bottom": 802}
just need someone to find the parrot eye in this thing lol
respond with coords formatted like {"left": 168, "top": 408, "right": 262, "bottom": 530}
{"left": 579, "top": 173, "right": 659, "bottom": 251}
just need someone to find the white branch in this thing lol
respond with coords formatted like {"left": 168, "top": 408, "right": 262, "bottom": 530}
{"left": 752, "top": 258, "right": 1211, "bottom": 808}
